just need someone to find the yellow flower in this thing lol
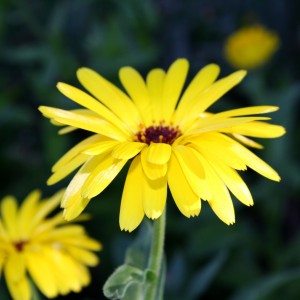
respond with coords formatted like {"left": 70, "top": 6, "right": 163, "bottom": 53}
{"left": 0, "top": 190, "right": 101, "bottom": 300}
{"left": 224, "top": 25, "right": 280, "bottom": 69}
{"left": 39, "top": 59, "right": 285, "bottom": 232}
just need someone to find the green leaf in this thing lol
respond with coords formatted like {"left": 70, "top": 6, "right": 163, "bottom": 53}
{"left": 125, "top": 220, "right": 153, "bottom": 269}
{"left": 103, "top": 264, "right": 144, "bottom": 299}
{"left": 230, "top": 268, "right": 300, "bottom": 300}
{"left": 104, "top": 221, "right": 154, "bottom": 299}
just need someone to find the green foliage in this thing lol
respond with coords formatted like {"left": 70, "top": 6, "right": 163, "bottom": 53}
{"left": 103, "top": 222, "right": 161, "bottom": 299}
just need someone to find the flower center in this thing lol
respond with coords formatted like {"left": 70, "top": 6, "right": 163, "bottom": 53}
{"left": 134, "top": 122, "right": 181, "bottom": 145}
{"left": 14, "top": 240, "right": 28, "bottom": 252}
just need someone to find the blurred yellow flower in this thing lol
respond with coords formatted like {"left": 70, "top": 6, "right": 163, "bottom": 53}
{"left": 0, "top": 190, "right": 101, "bottom": 300}
{"left": 224, "top": 25, "right": 280, "bottom": 69}
{"left": 39, "top": 59, "right": 285, "bottom": 232}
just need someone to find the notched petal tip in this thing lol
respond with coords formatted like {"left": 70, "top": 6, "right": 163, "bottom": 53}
{"left": 120, "top": 226, "right": 134, "bottom": 233}
{"left": 145, "top": 210, "right": 163, "bottom": 220}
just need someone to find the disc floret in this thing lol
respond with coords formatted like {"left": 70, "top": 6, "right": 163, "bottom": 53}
{"left": 134, "top": 121, "right": 182, "bottom": 145}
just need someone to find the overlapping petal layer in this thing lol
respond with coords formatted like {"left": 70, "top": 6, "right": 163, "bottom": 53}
{"left": 39, "top": 58, "right": 285, "bottom": 232}
{"left": 0, "top": 191, "right": 101, "bottom": 300}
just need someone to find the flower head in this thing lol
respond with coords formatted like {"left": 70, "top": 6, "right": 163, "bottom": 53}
{"left": 0, "top": 190, "right": 101, "bottom": 300}
{"left": 39, "top": 59, "right": 285, "bottom": 232}
{"left": 224, "top": 25, "right": 280, "bottom": 69}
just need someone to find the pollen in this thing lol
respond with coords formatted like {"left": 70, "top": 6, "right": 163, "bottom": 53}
{"left": 135, "top": 121, "right": 181, "bottom": 145}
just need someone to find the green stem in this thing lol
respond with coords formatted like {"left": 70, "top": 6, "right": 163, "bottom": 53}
{"left": 145, "top": 207, "right": 166, "bottom": 300}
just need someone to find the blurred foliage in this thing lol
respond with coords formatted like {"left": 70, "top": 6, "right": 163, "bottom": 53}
{"left": 1, "top": 0, "right": 300, "bottom": 299}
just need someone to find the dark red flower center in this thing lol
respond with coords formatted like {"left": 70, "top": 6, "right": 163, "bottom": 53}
{"left": 14, "top": 240, "right": 28, "bottom": 252}
{"left": 134, "top": 122, "right": 181, "bottom": 145}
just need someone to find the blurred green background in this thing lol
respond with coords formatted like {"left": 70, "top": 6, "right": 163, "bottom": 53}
{"left": 1, "top": 0, "right": 300, "bottom": 299}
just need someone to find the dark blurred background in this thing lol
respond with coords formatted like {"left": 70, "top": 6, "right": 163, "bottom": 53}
{"left": 1, "top": 0, "right": 300, "bottom": 299}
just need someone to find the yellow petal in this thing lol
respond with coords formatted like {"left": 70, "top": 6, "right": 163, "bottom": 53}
{"left": 232, "top": 142, "right": 281, "bottom": 181}
{"left": 147, "top": 143, "right": 172, "bottom": 164}
{"left": 33, "top": 213, "right": 64, "bottom": 235}
{"left": 56, "top": 82, "right": 131, "bottom": 135}
{"left": 197, "top": 69, "right": 247, "bottom": 112}
{"left": 17, "top": 190, "right": 41, "bottom": 239}
{"left": 185, "top": 116, "right": 270, "bottom": 135}
{"left": 212, "top": 106, "right": 279, "bottom": 118}
{"left": 198, "top": 156, "right": 235, "bottom": 224}
{"left": 76, "top": 67, "right": 140, "bottom": 130}
{"left": 187, "top": 133, "right": 247, "bottom": 170}
{"left": 34, "top": 225, "right": 85, "bottom": 242}
{"left": 25, "top": 251, "right": 58, "bottom": 298}
{"left": 172, "top": 146, "right": 212, "bottom": 201}
{"left": 162, "top": 58, "right": 189, "bottom": 122}
{"left": 52, "top": 134, "right": 103, "bottom": 172}
{"left": 5, "top": 252, "right": 26, "bottom": 283}
{"left": 82, "top": 140, "right": 119, "bottom": 156}
{"left": 181, "top": 70, "right": 246, "bottom": 129}
{"left": 58, "top": 125, "right": 77, "bottom": 135}
{"left": 39, "top": 106, "right": 128, "bottom": 140}
{"left": 146, "top": 68, "right": 165, "bottom": 121}
{"left": 61, "top": 156, "right": 104, "bottom": 220}
{"left": 141, "top": 148, "right": 167, "bottom": 180}
{"left": 1, "top": 196, "right": 18, "bottom": 240}
{"left": 5, "top": 273, "right": 30, "bottom": 300}
{"left": 120, "top": 156, "right": 145, "bottom": 232}
{"left": 0, "top": 255, "right": 4, "bottom": 278}
{"left": 63, "top": 200, "right": 91, "bottom": 221}
{"left": 208, "top": 161, "right": 253, "bottom": 206}
{"left": 66, "top": 246, "right": 99, "bottom": 266}
{"left": 81, "top": 154, "right": 127, "bottom": 199}
{"left": 142, "top": 176, "right": 167, "bottom": 220}
{"left": 232, "top": 134, "right": 263, "bottom": 149}
{"left": 0, "top": 219, "right": 9, "bottom": 241}
{"left": 47, "top": 154, "right": 89, "bottom": 185}
{"left": 167, "top": 154, "right": 201, "bottom": 217}
{"left": 75, "top": 264, "right": 91, "bottom": 287}
{"left": 60, "top": 236, "right": 101, "bottom": 251}
{"left": 222, "top": 121, "right": 286, "bottom": 138}
{"left": 43, "top": 247, "right": 84, "bottom": 294}
{"left": 112, "top": 142, "right": 146, "bottom": 160}
{"left": 174, "top": 64, "right": 220, "bottom": 123}
{"left": 119, "top": 67, "right": 152, "bottom": 125}
{"left": 62, "top": 194, "right": 88, "bottom": 216}
{"left": 31, "top": 190, "right": 64, "bottom": 228}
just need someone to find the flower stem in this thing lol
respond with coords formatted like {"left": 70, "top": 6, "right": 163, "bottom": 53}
{"left": 145, "top": 207, "right": 166, "bottom": 300}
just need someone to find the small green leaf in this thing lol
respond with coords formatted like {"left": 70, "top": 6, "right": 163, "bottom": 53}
{"left": 103, "top": 264, "right": 144, "bottom": 299}
{"left": 125, "top": 220, "right": 153, "bottom": 269}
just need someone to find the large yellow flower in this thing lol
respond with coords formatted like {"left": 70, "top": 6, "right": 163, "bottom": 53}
{"left": 39, "top": 59, "right": 285, "bottom": 232}
{"left": 224, "top": 25, "right": 279, "bottom": 69}
{"left": 0, "top": 190, "right": 101, "bottom": 300}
